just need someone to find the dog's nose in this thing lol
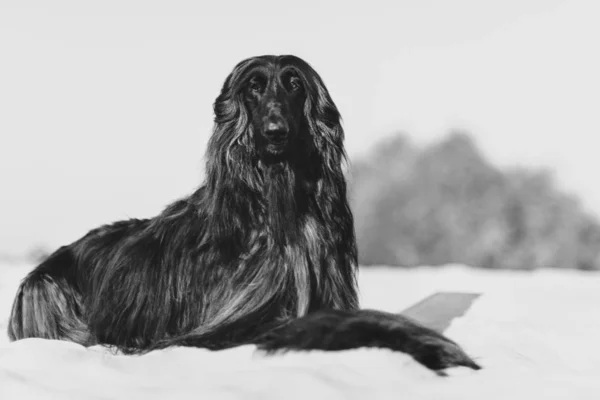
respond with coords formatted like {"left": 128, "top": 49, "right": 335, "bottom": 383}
{"left": 264, "top": 120, "right": 288, "bottom": 142}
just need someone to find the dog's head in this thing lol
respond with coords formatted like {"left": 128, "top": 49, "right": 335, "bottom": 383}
{"left": 242, "top": 59, "right": 306, "bottom": 160}
{"left": 209, "top": 55, "right": 345, "bottom": 170}
{"left": 204, "top": 56, "right": 356, "bottom": 265}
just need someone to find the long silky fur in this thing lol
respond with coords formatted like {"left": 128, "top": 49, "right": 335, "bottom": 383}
{"left": 7, "top": 55, "right": 359, "bottom": 353}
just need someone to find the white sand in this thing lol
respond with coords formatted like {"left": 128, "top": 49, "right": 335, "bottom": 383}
{"left": 1, "top": 263, "right": 599, "bottom": 399}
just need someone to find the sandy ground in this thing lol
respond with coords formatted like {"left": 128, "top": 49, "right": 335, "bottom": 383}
{"left": 1, "top": 262, "right": 599, "bottom": 399}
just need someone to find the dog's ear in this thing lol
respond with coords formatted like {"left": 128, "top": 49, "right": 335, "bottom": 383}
{"left": 295, "top": 62, "right": 347, "bottom": 174}
{"left": 213, "top": 58, "right": 256, "bottom": 127}
{"left": 204, "top": 58, "right": 264, "bottom": 250}
{"left": 207, "top": 58, "right": 262, "bottom": 190}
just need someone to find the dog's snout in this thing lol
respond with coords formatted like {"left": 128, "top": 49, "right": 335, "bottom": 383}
{"left": 263, "top": 101, "right": 289, "bottom": 142}
{"left": 264, "top": 119, "right": 289, "bottom": 142}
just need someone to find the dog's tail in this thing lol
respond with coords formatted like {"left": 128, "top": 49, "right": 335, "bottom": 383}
{"left": 146, "top": 309, "right": 481, "bottom": 372}
{"left": 7, "top": 248, "right": 92, "bottom": 345}
{"left": 254, "top": 309, "right": 482, "bottom": 371}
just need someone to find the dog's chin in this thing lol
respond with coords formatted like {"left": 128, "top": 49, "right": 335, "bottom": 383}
{"left": 260, "top": 143, "right": 289, "bottom": 164}
{"left": 266, "top": 143, "right": 286, "bottom": 154}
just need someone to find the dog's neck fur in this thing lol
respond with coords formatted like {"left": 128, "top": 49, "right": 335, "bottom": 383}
{"left": 202, "top": 144, "right": 316, "bottom": 246}
{"left": 188, "top": 119, "right": 358, "bottom": 333}
{"left": 260, "top": 161, "right": 310, "bottom": 249}
{"left": 194, "top": 153, "right": 318, "bottom": 320}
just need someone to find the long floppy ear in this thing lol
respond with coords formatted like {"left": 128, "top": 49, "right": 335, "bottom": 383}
{"left": 299, "top": 64, "right": 348, "bottom": 174}
{"left": 291, "top": 58, "right": 359, "bottom": 307}
{"left": 206, "top": 58, "right": 257, "bottom": 184}
{"left": 203, "top": 58, "right": 263, "bottom": 252}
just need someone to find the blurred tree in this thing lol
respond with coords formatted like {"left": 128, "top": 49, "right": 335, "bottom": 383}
{"left": 350, "top": 132, "right": 600, "bottom": 270}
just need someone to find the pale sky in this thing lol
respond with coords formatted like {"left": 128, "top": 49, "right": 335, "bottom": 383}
{"left": 1, "top": 0, "right": 599, "bottom": 254}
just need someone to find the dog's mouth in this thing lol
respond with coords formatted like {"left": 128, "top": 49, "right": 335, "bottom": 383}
{"left": 264, "top": 134, "right": 289, "bottom": 154}
{"left": 266, "top": 141, "right": 287, "bottom": 154}
{"left": 260, "top": 144, "right": 289, "bottom": 165}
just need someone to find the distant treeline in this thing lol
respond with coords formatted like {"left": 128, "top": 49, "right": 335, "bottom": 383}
{"left": 350, "top": 132, "right": 600, "bottom": 270}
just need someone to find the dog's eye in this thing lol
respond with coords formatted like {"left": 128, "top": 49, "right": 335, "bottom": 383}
{"left": 248, "top": 78, "right": 264, "bottom": 93}
{"left": 289, "top": 77, "right": 302, "bottom": 92}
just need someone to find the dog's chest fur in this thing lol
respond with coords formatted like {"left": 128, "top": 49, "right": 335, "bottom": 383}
{"left": 244, "top": 213, "right": 324, "bottom": 318}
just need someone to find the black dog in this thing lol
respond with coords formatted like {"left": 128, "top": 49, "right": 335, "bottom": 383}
{"left": 8, "top": 55, "right": 479, "bottom": 372}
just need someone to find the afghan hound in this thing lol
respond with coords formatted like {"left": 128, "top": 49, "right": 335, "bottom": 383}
{"left": 8, "top": 55, "right": 480, "bottom": 372}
